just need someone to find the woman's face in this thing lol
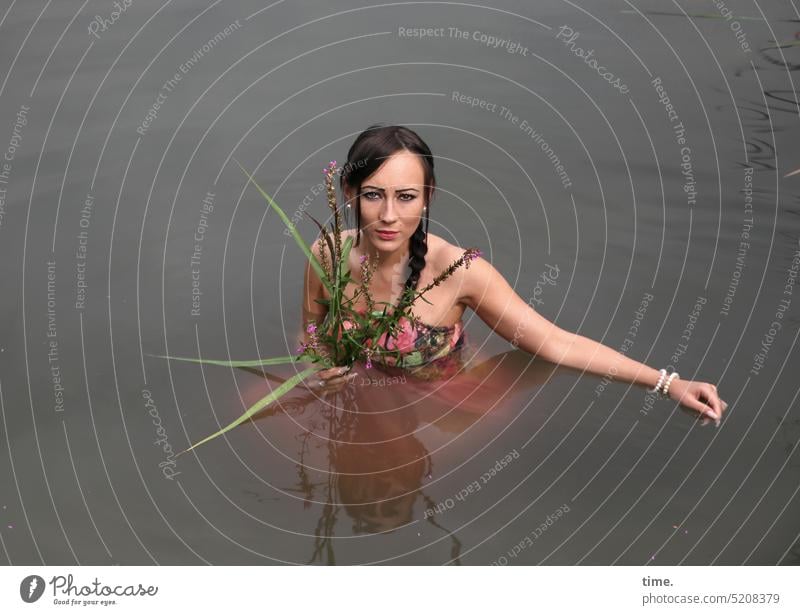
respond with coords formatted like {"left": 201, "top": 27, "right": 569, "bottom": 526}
{"left": 349, "top": 150, "right": 427, "bottom": 254}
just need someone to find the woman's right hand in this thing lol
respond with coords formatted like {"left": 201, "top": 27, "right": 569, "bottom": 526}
{"left": 309, "top": 365, "right": 357, "bottom": 392}
{"left": 668, "top": 378, "right": 728, "bottom": 426}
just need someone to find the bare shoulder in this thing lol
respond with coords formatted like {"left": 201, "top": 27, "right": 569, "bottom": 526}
{"left": 426, "top": 233, "right": 482, "bottom": 299}
{"left": 426, "top": 232, "right": 462, "bottom": 267}
{"left": 428, "top": 233, "right": 512, "bottom": 309}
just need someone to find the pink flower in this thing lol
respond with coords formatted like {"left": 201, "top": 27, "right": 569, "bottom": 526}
{"left": 463, "top": 248, "right": 482, "bottom": 269}
{"left": 377, "top": 317, "right": 417, "bottom": 352}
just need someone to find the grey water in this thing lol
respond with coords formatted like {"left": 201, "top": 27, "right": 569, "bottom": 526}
{"left": 0, "top": 0, "right": 798, "bottom": 565}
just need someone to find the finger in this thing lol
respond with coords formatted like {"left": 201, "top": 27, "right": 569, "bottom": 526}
{"left": 330, "top": 366, "right": 351, "bottom": 379}
{"left": 319, "top": 372, "right": 357, "bottom": 390}
{"left": 712, "top": 394, "right": 725, "bottom": 419}
{"left": 311, "top": 375, "right": 341, "bottom": 388}
{"left": 692, "top": 396, "right": 718, "bottom": 420}
{"left": 700, "top": 386, "right": 721, "bottom": 419}
{"left": 706, "top": 393, "right": 722, "bottom": 420}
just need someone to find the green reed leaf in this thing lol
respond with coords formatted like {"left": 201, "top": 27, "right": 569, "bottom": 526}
{"left": 621, "top": 10, "right": 765, "bottom": 20}
{"left": 146, "top": 352, "right": 303, "bottom": 368}
{"left": 339, "top": 234, "right": 354, "bottom": 277}
{"left": 176, "top": 366, "right": 321, "bottom": 457}
{"left": 233, "top": 158, "right": 333, "bottom": 294}
{"left": 303, "top": 211, "right": 336, "bottom": 265}
{"left": 763, "top": 39, "right": 800, "bottom": 50}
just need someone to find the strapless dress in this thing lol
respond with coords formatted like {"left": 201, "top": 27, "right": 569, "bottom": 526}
{"left": 365, "top": 310, "right": 467, "bottom": 380}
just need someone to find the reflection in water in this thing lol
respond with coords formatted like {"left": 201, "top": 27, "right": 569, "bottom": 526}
{"left": 238, "top": 346, "right": 557, "bottom": 564}
{"left": 759, "top": 43, "right": 800, "bottom": 71}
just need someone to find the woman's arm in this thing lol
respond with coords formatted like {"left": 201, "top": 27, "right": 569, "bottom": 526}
{"left": 458, "top": 255, "right": 726, "bottom": 421}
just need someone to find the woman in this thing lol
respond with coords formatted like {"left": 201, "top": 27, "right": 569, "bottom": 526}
{"left": 301, "top": 124, "right": 727, "bottom": 424}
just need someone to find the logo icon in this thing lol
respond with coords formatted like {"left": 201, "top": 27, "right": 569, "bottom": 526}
{"left": 20, "top": 575, "right": 46, "bottom": 603}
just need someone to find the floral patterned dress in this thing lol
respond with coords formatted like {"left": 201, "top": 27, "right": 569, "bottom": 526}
{"left": 366, "top": 310, "right": 467, "bottom": 381}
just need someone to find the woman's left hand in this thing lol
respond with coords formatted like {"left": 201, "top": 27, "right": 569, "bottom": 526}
{"left": 309, "top": 365, "right": 358, "bottom": 393}
{"left": 666, "top": 379, "right": 728, "bottom": 426}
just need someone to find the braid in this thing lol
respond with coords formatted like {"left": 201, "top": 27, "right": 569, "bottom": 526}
{"left": 404, "top": 212, "right": 429, "bottom": 294}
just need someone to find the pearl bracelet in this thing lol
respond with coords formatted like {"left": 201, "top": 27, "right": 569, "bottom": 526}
{"left": 650, "top": 369, "right": 667, "bottom": 393}
{"left": 650, "top": 369, "right": 679, "bottom": 396}
{"left": 661, "top": 372, "right": 679, "bottom": 397}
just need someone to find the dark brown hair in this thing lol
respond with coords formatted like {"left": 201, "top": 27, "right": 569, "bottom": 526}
{"left": 339, "top": 124, "right": 436, "bottom": 293}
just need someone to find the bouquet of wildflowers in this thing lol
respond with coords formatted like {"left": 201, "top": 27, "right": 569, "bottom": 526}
{"left": 151, "top": 159, "right": 481, "bottom": 455}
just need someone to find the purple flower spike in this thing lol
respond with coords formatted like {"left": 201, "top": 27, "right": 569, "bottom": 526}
{"left": 306, "top": 323, "right": 317, "bottom": 334}
{"left": 360, "top": 254, "right": 367, "bottom": 264}
{"left": 365, "top": 357, "right": 372, "bottom": 369}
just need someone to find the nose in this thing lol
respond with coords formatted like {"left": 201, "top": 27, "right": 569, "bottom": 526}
{"left": 379, "top": 195, "right": 399, "bottom": 224}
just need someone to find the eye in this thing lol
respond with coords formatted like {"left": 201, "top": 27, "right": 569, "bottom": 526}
{"left": 362, "top": 191, "right": 381, "bottom": 201}
{"left": 398, "top": 193, "right": 416, "bottom": 202}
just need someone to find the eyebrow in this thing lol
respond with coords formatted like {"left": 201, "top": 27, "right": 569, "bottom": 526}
{"left": 362, "top": 185, "right": 420, "bottom": 192}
